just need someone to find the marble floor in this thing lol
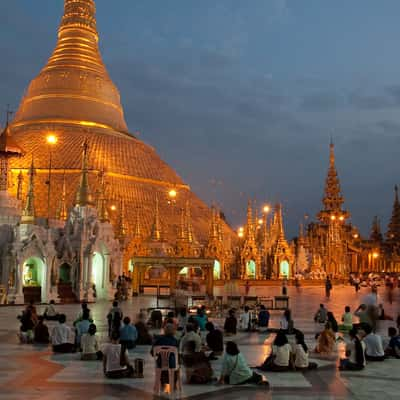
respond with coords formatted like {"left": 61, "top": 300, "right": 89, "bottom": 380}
{"left": 0, "top": 285, "right": 399, "bottom": 400}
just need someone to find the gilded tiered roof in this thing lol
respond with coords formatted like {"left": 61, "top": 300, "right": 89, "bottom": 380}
{"left": 8, "top": 0, "right": 232, "bottom": 247}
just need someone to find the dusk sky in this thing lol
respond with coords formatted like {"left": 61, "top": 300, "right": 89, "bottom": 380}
{"left": 1, "top": 0, "right": 400, "bottom": 237}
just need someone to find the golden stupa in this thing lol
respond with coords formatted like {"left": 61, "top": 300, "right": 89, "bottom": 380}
{"left": 9, "top": 0, "right": 231, "bottom": 247}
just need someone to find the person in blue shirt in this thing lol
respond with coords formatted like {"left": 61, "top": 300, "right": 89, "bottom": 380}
{"left": 76, "top": 310, "right": 91, "bottom": 347}
{"left": 195, "top": 307, "right": 208, "bottom": 331}
{"left": 119, "top": 317, "right": 138, "bottom": 350}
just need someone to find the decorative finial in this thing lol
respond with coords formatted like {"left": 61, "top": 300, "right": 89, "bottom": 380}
{"left": 116, "top": 199, "right": 127, "bottom": 243}
{"left": 97, "top": 170, "right": 109, "bottom": 222}
{"left": 186, "top": 200, "right": 194, "bottom": 243}
{"left": 133, "top": 207, "right": 141, "bottom": 239}
{"left": 21, "top": 156, "right": 36, "bottom": 223}
{"left": 5, "top": 104, "right": 13, "bottom": 126}
{"left": 75, "top": 139, "right": 94, "bottom": 207}
{"left": 150, "top": 195, "right": 162, "bottom": 241}
{"left": 57, "top": 170, "right": 68, "bottom": 221}
{"left": 16, "top": 170, "right": 23, "bottom": 200}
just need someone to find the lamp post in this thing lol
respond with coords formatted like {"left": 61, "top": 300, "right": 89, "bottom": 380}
{"left": 46, "top": 134, "right": 57, "bottom": 227}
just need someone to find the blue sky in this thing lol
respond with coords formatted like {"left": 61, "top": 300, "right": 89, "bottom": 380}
{"left": 1, "top": 0, "right": 400, "bottom": 237}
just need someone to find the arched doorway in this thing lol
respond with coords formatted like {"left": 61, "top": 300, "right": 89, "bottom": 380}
{"left": 22, "top": 257, "right": 46, "bottom": 303}
{"left": 59, "top": 263, "right": 72, "bottom": 283}
{"left": 92, "top": 252, "right": 105, "bottom": 292}
{"left": 213, "top": 260, "right": 221, "bottom": 280}
{"left": 246, "top": 260, "right": 256, "bottom": 279}
{"left": 280, "top": 260, "right": 290, "bottom": 278}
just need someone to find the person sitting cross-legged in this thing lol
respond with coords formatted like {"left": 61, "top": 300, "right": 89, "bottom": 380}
{"left": 180, "top": 322, "right": 202, "bottom": 356}
{"left": 75, "top": 309, "right": 91, "bottom": 349}
{"left": 339, "top": 306, "right": 353, "bottom": 332}
{"left": 339, "top": 328, "right": 366, "bottom": 371}
{"left": 119, "top": 317, "right": 138, "bottom": 350}
{"left": 102, "top": 331, "right": 134, "bottom": 378}
{"left": 219, "top": 341, "right": 267, "bottom": 386}
{"left": 258, "top": 330, "right": 292, "bottom": 372}
{"left": 363, "top": 324, "right": 385, "bottom": 361}
{"left": 315, "top": 322, "right": 336, "bottom": 355}
{"left": 43, "top": 300, "right": 59, "bottom": 321}
{"left": 51, "top": 314, "right": 75, "bottom": 353}
{"left": 293, "top": 331, "right": 318, "bottom": 370}
{"left": 81, "top": 324, "right": 103, "bottom": 360}
{"left": 385, "top": 327, "right": 400, "bottom": 358}
{"left": 34, "top": 316, "right": 50, "bottom": 345}
{"left": 205, "top": 322, "right": 223, "bottom": 359}
{"left": 182, "top": 341, "right": 214, "bottom": 384}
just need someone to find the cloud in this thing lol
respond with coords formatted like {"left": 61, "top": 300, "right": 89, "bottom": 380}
{"left": 300, "top": 91, "right": 345, "bottom": 112}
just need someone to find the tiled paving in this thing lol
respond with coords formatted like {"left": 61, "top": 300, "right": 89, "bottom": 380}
{"left": 0, "top": 285, "right": 398, "bottom": 399}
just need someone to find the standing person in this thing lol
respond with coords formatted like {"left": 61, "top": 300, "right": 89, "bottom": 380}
{"left": 220, "top": 341, "right": 265, "bottom": 385}
{"left": 103, "top": 331, "right": 134, "bottom": 378}
{"left": 51, "top": 314, "right": 75, "bottom": 353}
{"left": 354, "top": 277, "right": 360, "bottom": 293}
{"left": 224, "top": 309, "right": 237, "bottom": 336}
{"left": 245, "top": 280, "right": 250, "bottom": 297}
{"left": 135, "top": 313, "right": 153, "bottom": 345}
{"left": 258, "top": 305, "right": 270, "bottom": 330}
{"left": 107, "top": 301, "right": 123, "bottom": 337}
{"left": 26, "top": 300, "right": 38, "bottom": 325}
{"left": 239, "top": 306, "right": 251, "bottom": 331}
{"left": 195, "top": 308, "right": 208, "bottom": 331}
{"left": 325, "top": 277, "right": 332, "bottom": 299}
{"left": 177, "top": 307, "right": 188, "bottom": 331}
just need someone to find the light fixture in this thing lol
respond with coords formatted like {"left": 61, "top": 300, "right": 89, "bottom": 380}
{"left": 330, "top": 215, "right": 336, "bottom": 220}
{"left": 339, "top": 215, "right": 344, "bottom": 221}
{"left": 258, "top": 218, "right": 263, "bottom": 225}
{"left": 110, "top": 205, "right": 117, "bottom": 211}
{"left": 168, "top": 189, "right": 177, "bottom": 199}
{"left": 372, "top": 252, "right": 379, "bottom": 259}
{"left": 263, "top": 205, "right": 270, "bottom": 213}
{"left": 238, "top": 231, "right": 244, "bottom": 238}
{"left": 46, "top": 134, "right": 58, "bottom": 145}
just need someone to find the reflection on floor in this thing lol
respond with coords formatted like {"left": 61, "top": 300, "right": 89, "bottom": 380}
{"left": 0, "top": 285, "right": 398, "bottom": 399}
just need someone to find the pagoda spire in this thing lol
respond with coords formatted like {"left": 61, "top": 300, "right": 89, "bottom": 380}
{"left": 75, "top": 140, "right": 94, "bottom": 207}
{"left": 133, "top": 208, "right": 142, "bottom": 239}
{"left": 97, "top": 170, "right": 109, "bottom": 222}
{"left": 246, "top": 200, "right": 255, "bottom": 241}
{"left": 186, "top": 200, "right": 194, "bottom": 243}
{"left": 13, "top": 0, "right": 128, "bottom": 133}
{"left": 150, "top": 195, "right": 162, "bottom": 241}
{"left": 16, "top": 171, "right": 23, "bottom": 201}
{"left": 21, "top": 157, "right": 36, "bottom": 224}
{"left": 386, "top": 185, "right": 400, "bottom": 244}
{"left": 370, "top": 215, "right": 383, "bottom": 243}
{"left": 57, "top": 171, "right": 68, "bottom": 221}
{"left": 276, "top": 204, "right": 286, "bottom": 240}
{"left": 116, "top": 199, "right": 127, "bottom": 242}
{"left": 318, "top": 141, "right": 348, "bottom": 222}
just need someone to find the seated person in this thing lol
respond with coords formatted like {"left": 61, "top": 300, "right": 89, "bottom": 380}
{"left": 258, "top": 330, "right": 292, "bottom": 372}
{"left": 224, "top": 309, "right": 237, "bottom": 335}
{"left": 339, "top": 328, "right": 366, "bottom": 371}
{"left": 220, "top": 341, "right": 265, "bottom": 385}
{"left": 43, "top": 300, "right": 59, "bottom": 321}
{"left": 205, "top": 322, "right": 223, "bottom": 357}
{"left": 135, "top": 313, "right": 153, "bottom": 345}
{"left": 51, "top": 314, "right": 75, "bottom": 353}
{"left": 34, "top": 316, "right": 50, "bottom": 344}
{"left": 103, "top": 331, "right": 134, "bottom": 378}
{"left": 75, "top": 302, "right": 93, "bottom": 325}
{"left": 315, "top": 322, "right": 336, "bottom": 355}
{"left": 363, "top": 325, "right": 385, "bottom": 361}
{"left": 385, "top": 327, "right": 400, "bottom": 358}
{"left": 280, "top": 309, "right": 294, "bottom": 334}
{"left": 81, "top": 324, "right": 102, "bottom": 360}
{"left": 314, "top": 304, "right": 327, "bottom": 324}
{"left": 179, "top": 323, "right": 202, "bottom": 356}
{"left": 339, "top": 306, "right": 353, "bottom": 332}
{"left": 19, "top": 310, "right": 35, "bottom": 344}
{"left": 150, "top": 309, "right": 163, "bottom": 329}
{"left": 354, "top": 304, "right": 372, "bottom": 328}
{"left": 258, "top": 305, "right": 270, "bottom": 329}
{"left": 293, "top": 331, "right": 318, "bottom": 370}
{"left": 119, "top": 317, "right": 138, "bottom": 350}
{"left": 327, "top": 312, "right": 339, "bottom": 333}
{"left": 151, "top": 323, "right": 179, "bottom": 385}
{"left": 195, "top": 308, "right": 208, "bottom": 332}
{"left": 75, "top": 310, "right": 91, "bottom": 348}
{"left": 162, "top": 312, "right": 178, "bottom": 330}
{"left": 182, "top": 341, "right": 214, "bottom": 384}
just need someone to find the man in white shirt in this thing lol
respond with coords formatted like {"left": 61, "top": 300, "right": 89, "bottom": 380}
{"left": 51, "top": 314, "right": 75, "bottom": 353}
{"left": 102, "top": 331, "right": 134, "bottom": 378}
{"left": 239, "top": 307, "right": 251, "bottom": 331}
{"left": 179, "top": 323, "right": 202, "bottom": 355}
{"left": 364, "top": 326, "right": 385, "bottom": 361}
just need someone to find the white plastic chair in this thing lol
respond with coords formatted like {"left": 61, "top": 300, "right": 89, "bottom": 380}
{"left": 153, "top": 345, "right": 182, "bottom": 395}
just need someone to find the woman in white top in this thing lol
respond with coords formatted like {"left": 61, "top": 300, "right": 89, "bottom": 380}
{"left": 81, "top": 324, "right": 102, "bottom": 361}
{"left": 293, "top": 331, "right": 318, "bottom": 370}
{"left": 258, "top": 331, "right": 292, "bottom": 371}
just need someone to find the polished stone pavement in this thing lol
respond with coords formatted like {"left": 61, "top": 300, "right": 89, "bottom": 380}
{"left": 0, "top": 285, "right": 399, "bottom": 400}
